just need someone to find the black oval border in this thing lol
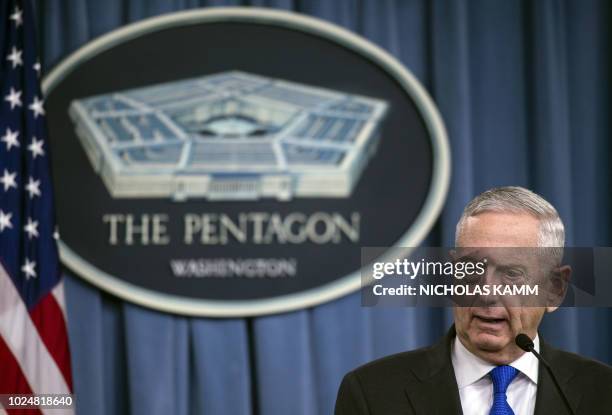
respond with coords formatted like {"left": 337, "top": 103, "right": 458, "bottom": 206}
{"left": 43, "top": 7, "right": 451, "bottom": 317}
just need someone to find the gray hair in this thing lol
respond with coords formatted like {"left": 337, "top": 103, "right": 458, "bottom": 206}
{"left": 455, "top": 186, "right": 565, "bottom": 251}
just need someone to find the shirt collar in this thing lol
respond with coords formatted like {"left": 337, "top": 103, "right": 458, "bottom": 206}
{"left": 451, "top": 334, "right": 539, "bottom": 388}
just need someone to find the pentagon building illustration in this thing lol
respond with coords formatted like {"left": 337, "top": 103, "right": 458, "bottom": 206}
{"left": 69, "top": 71, "right": 388, "bottom": 201}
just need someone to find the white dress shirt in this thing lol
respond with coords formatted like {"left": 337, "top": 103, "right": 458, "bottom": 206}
{"left": 451, "top": 335, "right": 540, "bottom": 415}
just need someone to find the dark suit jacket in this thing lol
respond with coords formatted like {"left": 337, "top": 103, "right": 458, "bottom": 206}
{"left": 335, "top": 326, "right": 612, "bottom": 414}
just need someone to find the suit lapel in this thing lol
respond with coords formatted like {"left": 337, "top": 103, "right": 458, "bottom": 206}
{"left": 405, "top": 330, "right": 585, "bottom": 415}
{"left": 404, "top": 327, "right": 463, "bottom": 415}
{"left": 533, "top": 338, "right": 582, "bottom": 415}
{"left": 533, "top": 368, "right": 569, "bottom": 415}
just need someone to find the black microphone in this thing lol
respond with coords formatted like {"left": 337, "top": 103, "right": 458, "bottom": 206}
{"left": 515, "top": 334, "right": 576, "bottom": 415}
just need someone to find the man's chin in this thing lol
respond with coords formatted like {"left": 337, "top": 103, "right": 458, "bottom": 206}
{"left": 471, "top": 332, "right": 510, "bottom": 352}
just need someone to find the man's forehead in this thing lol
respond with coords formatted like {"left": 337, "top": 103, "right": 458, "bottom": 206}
{"left": 457, "top": 211, "right": 540, "bottom": 247}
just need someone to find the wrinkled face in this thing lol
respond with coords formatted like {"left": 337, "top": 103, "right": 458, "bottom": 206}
{"left": 454, "top": 212, "right": 547, "bottom": 365}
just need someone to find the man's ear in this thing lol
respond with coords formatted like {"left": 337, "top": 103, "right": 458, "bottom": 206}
{"left": 546, "top": 265, "right": 572, "bottom": 313}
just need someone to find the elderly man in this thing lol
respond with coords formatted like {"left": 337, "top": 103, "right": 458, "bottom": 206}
{"left": 335, "top": 186, "right": 612, "bottom": 414}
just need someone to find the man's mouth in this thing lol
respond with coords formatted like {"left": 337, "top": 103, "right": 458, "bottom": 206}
{"left": 473, "top": 315, "right": 507, "bottom": 324}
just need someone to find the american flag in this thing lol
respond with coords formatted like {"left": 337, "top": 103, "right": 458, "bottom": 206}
{"left": 0, "top": 0, "right": 73, "bottom": 413}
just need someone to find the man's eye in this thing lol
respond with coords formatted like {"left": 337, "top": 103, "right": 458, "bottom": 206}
{"left": 504, "top": 269, "right": 524, "bottom": 278}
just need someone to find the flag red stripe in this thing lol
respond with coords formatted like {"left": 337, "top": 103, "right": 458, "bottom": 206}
{"left": 29, "top": 293, "right": 73, "bottom": 392}
{"left": 0, "top": 336, "right": 43, "bottom": 415}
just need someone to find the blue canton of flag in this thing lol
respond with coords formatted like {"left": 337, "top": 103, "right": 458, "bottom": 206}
{"left": 1, "top": 0, "right": 73, "bottom": 404}
{"left": 1, "top": 0, "right": 59, "bottom": 310}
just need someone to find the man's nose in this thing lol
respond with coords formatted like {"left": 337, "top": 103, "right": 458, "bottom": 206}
{"left": 473, "top": 267, "right": 503, "bottom": 307}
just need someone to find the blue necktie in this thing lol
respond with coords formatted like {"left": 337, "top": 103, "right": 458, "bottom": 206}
{"left": 489, "top": 365, "right": 519, "bottom": 415}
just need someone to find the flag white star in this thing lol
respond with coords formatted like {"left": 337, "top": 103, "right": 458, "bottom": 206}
{"left": 24, "top": 217, "right": 39, "bottom": 239}
{"left": 33, "top": 61, "right": 41, "bottom": 74}
{"left": 21, "top": 258, "right": 37, "bottom": 279}
{"left": 29, "top": 96, "right": 45, "bottom": 118}
{"left": 28, "top": 137, "right": 45, "bottom": 159}
{"left": 6, "top": 46, "right": 23, "bottom": 68}
{"left": 1, "top": 128, "right": 19, "bottom": 151}
{"left": 0, "top": 169, "right": 17, "bottom": 192}
{"left": 25, "top": 177, "right": 41, "bottom": 198}
{"left": 10, "top": 6, "right": 23, "bottom": 27}
{"left": 4, "top": 87, "right": 22, "bottom": 110}
{"left": 0, "top": 210, "right": 13, "bottom": 232}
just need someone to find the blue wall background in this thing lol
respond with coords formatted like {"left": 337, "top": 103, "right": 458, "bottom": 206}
{"left": 36, "top": 0, "right": 611, "bottom": 414}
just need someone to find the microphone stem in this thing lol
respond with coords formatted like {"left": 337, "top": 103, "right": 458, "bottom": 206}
{"left": 527, "top": 346, "right": 576, "bottom": 415}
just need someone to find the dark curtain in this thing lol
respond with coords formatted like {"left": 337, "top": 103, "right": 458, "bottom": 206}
{"left": 35, "top": 0, "right": 611, "bottom": 414}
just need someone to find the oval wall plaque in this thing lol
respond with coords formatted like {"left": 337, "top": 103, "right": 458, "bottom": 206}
{"left": 43, "top": 7, "right": 450, "bottom": 317}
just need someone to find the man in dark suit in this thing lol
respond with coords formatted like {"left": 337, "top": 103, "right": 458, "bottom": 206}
{"left": 335, "top": 187, "right": 612, "bottom": 414}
